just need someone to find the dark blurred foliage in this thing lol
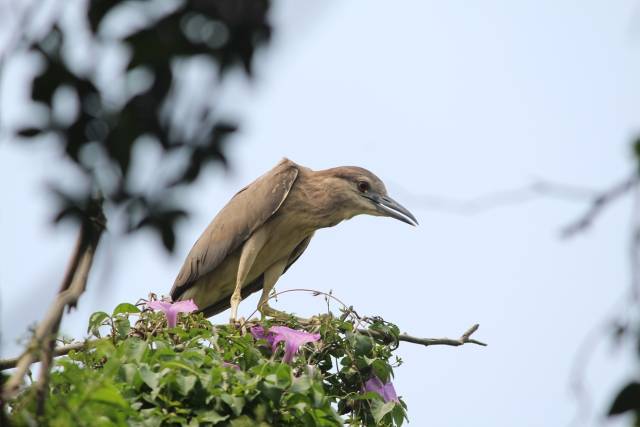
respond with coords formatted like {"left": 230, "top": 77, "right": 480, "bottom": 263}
{"left": 9, "top": 0, "right": 272, "bottom": 251}
{"left": 606, "top": 139, "right": 640, "bottom": 425}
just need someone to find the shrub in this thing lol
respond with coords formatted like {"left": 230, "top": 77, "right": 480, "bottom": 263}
{"left": 7, "top": 300, "right": 407, "bottom": 426}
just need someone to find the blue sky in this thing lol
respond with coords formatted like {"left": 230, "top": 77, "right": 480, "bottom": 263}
{"left": 2, "top": 1, "right": 640, "bottom": 425}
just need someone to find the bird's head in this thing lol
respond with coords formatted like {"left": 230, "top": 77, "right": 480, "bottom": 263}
{"left": 324, "top": 166, "right": 418, "bottom": 226}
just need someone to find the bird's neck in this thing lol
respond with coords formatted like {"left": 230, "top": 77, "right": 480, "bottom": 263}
{"left": 286, "top": 169, "right": 353, "bottom": 231}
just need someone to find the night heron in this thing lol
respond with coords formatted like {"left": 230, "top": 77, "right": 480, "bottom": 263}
{"left": 170, "top": 158, "right": 418, "bottom": 322}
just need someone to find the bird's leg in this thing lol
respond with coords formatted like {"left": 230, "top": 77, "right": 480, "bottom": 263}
{"left": 257, "top": 258, "right": 288, "bottom": 319}
{"left": 230, "top": 229, "right": 268, "bottom": 323}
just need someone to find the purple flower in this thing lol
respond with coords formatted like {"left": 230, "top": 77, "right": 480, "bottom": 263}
{"left": 250, "top": 326, "right": 272, "bottom": 344}
{"left": 250, "top": 325, "right": 321, "bottom": 363}
{"left": 364, "top": 376, "right": 399, "bottom": 403}
{"left": 270, "top": 326, "right": 321, "bottom": 363}
{"left": 146, "top": 299, "right": 198, "bottom": 328}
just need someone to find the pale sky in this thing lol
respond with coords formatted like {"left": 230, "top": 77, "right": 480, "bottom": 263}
{"left": 2, "top": 1, "right": 640, "bottom": 426}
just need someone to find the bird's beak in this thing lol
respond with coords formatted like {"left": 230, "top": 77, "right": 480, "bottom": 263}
{"left": 365, "top": 193, "right": 419, "bottom": 226}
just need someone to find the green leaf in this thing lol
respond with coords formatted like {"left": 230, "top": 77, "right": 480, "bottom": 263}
{"left": 260, "top": 382, "right": 283, "bottom": 404}
{"left": 88, "top": 311, "right": 110, "bottom": 335}
{"left": 139, "top": 365, "right": 160, "bottom": 390}
{"left": 371, "top": 359, "right": 392, "bottom": 383}
{"left": 163, "top": 361, "right": 200, "bottom": 376}
{"left": 115, "top": 317, "right": 131, "bottom": 338}
{"left": 221, "top": 394, "right": 245, "bottom": 416}
{"left": 371, "top": 400, "right": 396, "bottom": 424}
{"left": 229, "top": 416, "right": 256, "bottom": 427}
{"left": 352, "top": 391, "right": 384, "bottom": 402}
{"left": 392, "top": 404, "right": 407, "bottom": 426}
{"left": 89, "top": 383, "right": 128, "bottom": 408}
{"left": 113, "top": 302, "right": 141, "bottom": 315}
{"left": 126, "top": 339, "right": 148, "bottom": 362}
{"left": 275, "top": 363, "right": 292, "bottom": 388}
{"left": 176, "top": 375, "right": 197, "bottom": 396}
{"left": 352, "top": 334, "right": 373, "bottom": 356}
{"left": 120, "top": 364, "right": 141, "bottom": 388}
{"left": 338, "top": 319, "right": 354, "bottom": 332}
{"left": 197, "top": 410, "right": 229, "bottom": 424}
{"left": 131, "top": 411, "right": 163, "bottom": 427}
{"left": 340, "top": 356, "right": 352, "bottom": 366}
{"left": 290, "top": 375, "right": 312, "bottom": 393}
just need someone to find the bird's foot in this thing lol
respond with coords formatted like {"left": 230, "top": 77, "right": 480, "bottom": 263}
{"left": 259, "top": 306, "right": 332, "bottom": 327}
{"left": 297, "top": 313, "right": 333, "bottom": 326}
{"left": 229, "top": 316, "right": 247, "bottom": 329}
{"left": 259, "top": 305, "right": 298, "bottom": 321}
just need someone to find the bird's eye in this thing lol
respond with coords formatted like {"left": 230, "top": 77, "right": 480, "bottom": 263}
{"left": 357, "top": 181, "right": 369, "bottom": 193}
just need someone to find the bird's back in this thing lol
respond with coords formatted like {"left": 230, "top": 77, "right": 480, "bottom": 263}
{"left": 170, "top": 159, "right": 300, "bottom": 304}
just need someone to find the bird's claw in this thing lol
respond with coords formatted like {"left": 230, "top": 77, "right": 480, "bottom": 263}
{"left": 229, "top": 316, "right": 246, "bottom": 329}
{"left": 259, "top": 305, "right": 293, "bottom": 320}
{"left": 297, "top": 313, "right": 333, "bottom": 326}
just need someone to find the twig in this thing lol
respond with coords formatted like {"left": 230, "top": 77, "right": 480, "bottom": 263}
{"left": 2, "top": 197, "right": 106, "bottom": 403}
{"left": 629, "top": 185, "right": 640, "bottom": 300}
{"left": 396, "top": 173, "right": 637, "bottom": 237}
{"left": 247, "top": 288, "right": 487, "bottom": 347}
{"left": 0, "top": 342, "right": 87, "bottom": 371}
{"left": 36, "top": 236, "right": 101, "bottom": 415}
{"left": 561, "top": 174, "right": 638, "bottom": 238}
{"left": 358, "top": 323, "right": 487, "bottom": 348}
{"left": 395, "top": 179, "right": 596, "bottom": 215}
{"left": 244, "top": 288, "right": 356, "bottom": 325}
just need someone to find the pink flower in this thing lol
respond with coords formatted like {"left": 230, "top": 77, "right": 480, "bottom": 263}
{"left": 250, "top": 325, "right": 321, "bottom": 363}
{"left": 364, "top": 376, "right": 399, "bottom": 403}
{"left": 250, "top": 325, "right": 271, "bottom": 344}
{"left": 146, "top": 299, "right": 198, "bottom": 328}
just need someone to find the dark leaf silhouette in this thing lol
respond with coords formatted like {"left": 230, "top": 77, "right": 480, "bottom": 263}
{"left": 17, "top": 128, "right": 43, "bottom": 138}
{"left": 608, "top": 382, "right": 640, "bottom": 416}
{"left": 130, "top": 202, "right": 188, "bottom": 252}
{"left": 8, "top": 0, "right": 272, "bottom": 252}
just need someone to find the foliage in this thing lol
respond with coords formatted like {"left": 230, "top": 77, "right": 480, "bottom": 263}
{"left": 6, "top": 0, "right": 272, "bottom": 251}
{"left": 605, "top": 141, "right": 640, "bottom": 424}
{"left": 7, "top": 302, "right": 408, "bottom": 426}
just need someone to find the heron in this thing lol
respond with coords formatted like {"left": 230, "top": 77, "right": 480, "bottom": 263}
{"left": 170, "top": 158, "right": 418, "bottom": 322}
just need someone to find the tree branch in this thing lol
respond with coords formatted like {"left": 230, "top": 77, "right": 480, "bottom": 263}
{"left": 2, "top": 197, "right": 105, "bottom": 403}
{"left": 394, "top": 179, "right": 596, "bottom": 215}
{"left": 561, "top": 174, "right": 639, "bottom": 238}
{"left": 0, "top": 342, "right": 87, "bottom": 371}
{"left": 359, "top": 323, "right": 487, "bottom": 347}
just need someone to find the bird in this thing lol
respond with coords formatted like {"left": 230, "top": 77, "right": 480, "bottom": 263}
{"left": 170, "top": 158, "right": 418, "bottom": 322}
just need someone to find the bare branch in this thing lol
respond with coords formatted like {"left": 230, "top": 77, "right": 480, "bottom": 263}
{"left": 359, "top": 323, "right": 487, "bottom": 348}
{"left": 398, "top": 173, "right": 637, "bottom": 238}
{"left": 394, "top": 179, "right": 596, "bottom": 215}
{"left": 630, "top": 186, "right": 640, "bottom": 300}
{"left": 561, "top": 174, "right": 638, "bottom": 238}
{"left": 0, "top": 342, "right": 87, "bottom": 371}
{"left": 2, "top": 198, "right": 106, "bottom": 402}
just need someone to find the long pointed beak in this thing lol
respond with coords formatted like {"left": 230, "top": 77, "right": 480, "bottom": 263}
{"left": 365, "top": 193, "right": 419, "bottom": 226}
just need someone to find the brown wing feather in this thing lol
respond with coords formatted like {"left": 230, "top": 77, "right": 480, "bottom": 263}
{"left": 198, "top": 234, "right": 314, "bottom": 317}
{"left": 171, "top": 159, "right": 299, "bottom": 301}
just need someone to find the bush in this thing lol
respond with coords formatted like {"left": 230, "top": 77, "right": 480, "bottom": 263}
{"left": 7, "top": 301, "right": 407, "bottom": 426}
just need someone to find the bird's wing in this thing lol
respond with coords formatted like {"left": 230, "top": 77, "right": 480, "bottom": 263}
{"left": 170, "top": 159, "right": 299, "bottom": 300}
{"left": 282, "top": 232, "right": 314, "bottom": 275}
{"left": 198, "top": 233, "right": 314, "bottom": 317}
